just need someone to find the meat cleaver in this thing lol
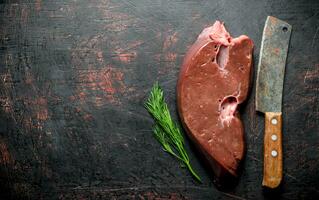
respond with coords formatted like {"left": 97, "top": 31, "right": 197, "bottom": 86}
{"left": 256, "top": 16, "right": 292, "bottom": 188}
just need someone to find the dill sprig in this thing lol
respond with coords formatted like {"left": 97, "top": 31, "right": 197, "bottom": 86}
{"left": 145, "top": 82, "right": 201, "bottom": 182}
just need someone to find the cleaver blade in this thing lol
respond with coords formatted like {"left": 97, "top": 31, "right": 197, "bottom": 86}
{"left": 256, "top": 16, "right": 292, "bottom": 189}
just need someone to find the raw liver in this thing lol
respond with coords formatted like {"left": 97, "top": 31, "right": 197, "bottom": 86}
{"left": 177, "top": 21, "right": 254, "bottom": 180}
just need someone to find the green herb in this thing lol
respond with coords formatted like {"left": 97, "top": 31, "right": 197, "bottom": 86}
{"left": 145, "top": 82, "right": 201, "bottom": 182}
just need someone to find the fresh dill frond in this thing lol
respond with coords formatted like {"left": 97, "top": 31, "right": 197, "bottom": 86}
{"left": 145, "top": 82, "right": 201, "bottom": 182}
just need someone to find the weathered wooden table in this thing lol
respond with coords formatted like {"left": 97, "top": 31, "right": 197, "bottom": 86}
{"left": 0, "top": 0, "right": 318, "bottom": 199}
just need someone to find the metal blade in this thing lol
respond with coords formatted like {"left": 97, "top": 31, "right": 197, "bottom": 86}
{"left": 256, "top": 16, "right": 292, "bottom": 113}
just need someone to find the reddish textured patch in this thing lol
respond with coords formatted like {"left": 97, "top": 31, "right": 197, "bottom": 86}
{"left": 83, "top": 113, "right": 93, "bottom": 121}
{"left": 170, "top": 193, "right": 188, "bottom": 200}
{"left": 21, "top": 6, "right": 29, "bottom": 24}
{"left": 94, "top": 97, "right": 104, "bottom": 107}
{"left": 1, "top": 72, "right": 12, "bottom": 84}
{"left": 164, "top": 52, "right": 177, "bottom": 62}
{"left": 25, "top": 72, "right": 34, "bottom": 85}
{"left": 154, "top": 52, "right": 178, "bottom": 62}
{"left": 113, "top": 40, "right": 142, "bottom": 64}
{"left": 273, "top": 48, "right": 280, "bottom": 55}
{"left": 143, "top": 191, "right": 156, "bottom": 199}
{"left": 69, "top": 95, "right": 76, "bottom": 101}
{"left": 35, "top": 97, "right": 48, "bottom": 121}
{"left": 76, "top": 66, "right": 126, "bottom": 106}
{"left": 2, "top": 69, "right": 48, "bottom": 134}
{"left": 269, "top": 16, "right": 279, "bottom": 25}
{"left": 163, "top": 32, "right": 179, "bottom": 51}
{"left": 96, "top": 1, "right": 137, "bottom": 32}
{"left": 0, "top": 97, "right": 13, "bottom": 114}
{"left": 304, "top": 65, "right": 319, "bottom": 81}
{"left": 35, "top": 0, "right": 41, "bottom": 12}
{"left": 70, "top": 19, "right": 138, "bottom": 106}
{"left": 304, "top": 65, "right": 319, "bottom": 91}
{"left": 265, "top": 25, "right": 272, "bottom": 37}
{"left": 71, "top": 90, "right": 90, "bottom": 104}
{"left": 117, "top": 52, "right": 137, "bottom": 64}
{"left": 36, "top": 109, "right": 48, "bottom": 121}
{"left": 75, "top": 107, "right": 81, "bottom": 113}
{"left": 24, "top": 97, "right": 50, "bottom": 131}
{"left": 0, "top": 140, "right": 12, "bottom": 165}
{"left": 114, "top": 41, "right": 143, "bottom": 54}
{"left": 96, "top": 51, "right": 104, "bottom": 62}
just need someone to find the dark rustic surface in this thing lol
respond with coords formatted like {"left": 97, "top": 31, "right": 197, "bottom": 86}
{"left": 0, "top": 0, "right": 318, "bottom": 199}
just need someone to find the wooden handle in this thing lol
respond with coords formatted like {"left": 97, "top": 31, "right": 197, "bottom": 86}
{"left": 262, "top": 112, "right": 283, "bottom": 188}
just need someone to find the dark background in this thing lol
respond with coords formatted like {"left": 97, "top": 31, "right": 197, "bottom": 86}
{"left": 0, "top": 0, "right": 318, "bottom": 199}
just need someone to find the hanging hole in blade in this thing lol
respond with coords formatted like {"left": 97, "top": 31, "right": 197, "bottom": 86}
{"left": 282, "top": 26, "right": 288, "bottom": 32}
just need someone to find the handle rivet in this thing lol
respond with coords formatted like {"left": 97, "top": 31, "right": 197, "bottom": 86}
{"left": 271, "top": 118, "right": 278, "bottom": 125}
{"left": 271, "top": 134, "right": 278, "bottom": 141}
{"left": 271, "top": 150, "right": 278, "bottom": 157}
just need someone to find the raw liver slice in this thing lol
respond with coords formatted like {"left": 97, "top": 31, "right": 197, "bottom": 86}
{"left": 177, "top": 21, "right": 253, "bottom": 179}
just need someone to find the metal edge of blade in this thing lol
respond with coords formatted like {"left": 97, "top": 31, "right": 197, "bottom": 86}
{"left": 255, "top": 16, "right": 271, "bottom": 113}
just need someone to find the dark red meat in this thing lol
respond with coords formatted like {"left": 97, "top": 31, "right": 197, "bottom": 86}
{"left": 177, "top": 21, "right": 253, "bottom": 179}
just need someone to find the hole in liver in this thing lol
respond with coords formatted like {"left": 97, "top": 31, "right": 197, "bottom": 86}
{"left": 220, "top": 96, "right": 238, "bottom": 121}
{"left": 239, "top": 64, "right": 244, "bottom": 71}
